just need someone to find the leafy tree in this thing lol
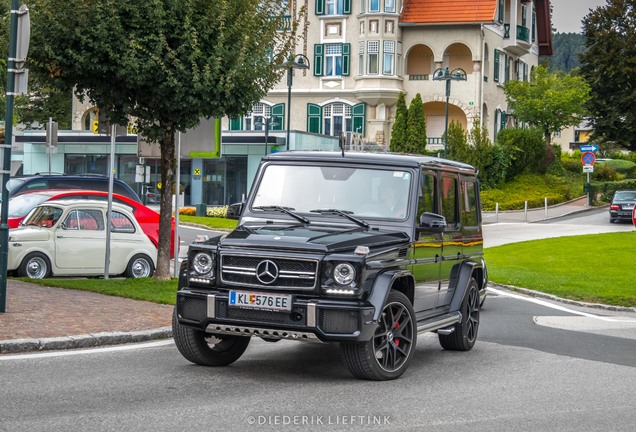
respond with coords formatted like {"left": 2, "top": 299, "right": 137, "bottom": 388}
{"left": 579, "top": 0, "right": 636, "bottom": 151}
{"left": 27, "top": 0, "right": 298, "bottom": 278}
{"left": 390, "top": 92, "right": 407, "bottom": 152}
{"left": 405, "top": 93, "right": 426, "bottom": 154}
{"left": 466, "top": 124, "right": 495, "bottom": 187}
{"left": 495, "top": 128, "right": 547, "bottom": 179}
{"left": 446, "top": 121, "right": 469, "bottom": 162}
{"left": 504, "top": 65, "right": 590, "bottom": 166}
{"left": 0, "top": 0, "right": 72, "bottom": 128}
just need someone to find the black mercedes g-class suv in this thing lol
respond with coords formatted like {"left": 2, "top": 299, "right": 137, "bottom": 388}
{"left": 173, "top": 151, "right": 487, "bottom": 380}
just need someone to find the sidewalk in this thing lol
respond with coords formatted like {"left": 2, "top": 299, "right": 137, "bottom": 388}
{"left": 482, "top": 196, "right": 593, "bottom": 224}
{"left": 0, "top": 280, "right": 173, "bottom": 354}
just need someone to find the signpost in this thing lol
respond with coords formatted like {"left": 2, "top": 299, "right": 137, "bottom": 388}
{"left": 580, "top": 144, "right": 599, "bottom": 153}
{"left": 581, "top": 152, "right": 596, "bottom": 206}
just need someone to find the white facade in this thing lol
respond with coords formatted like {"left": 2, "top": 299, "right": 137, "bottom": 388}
{"left": 227, "top": 0, "right": 548, "bottom": 148}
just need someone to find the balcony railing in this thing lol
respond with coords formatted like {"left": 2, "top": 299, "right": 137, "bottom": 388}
{"left": 408, "top": 74, "right": 430, "bottom": 81}
{"left": 274, "top": 15, "right": 291, "bottom": 31}
{"left": 503, "top": 23, "right": 530, "bottom": 43}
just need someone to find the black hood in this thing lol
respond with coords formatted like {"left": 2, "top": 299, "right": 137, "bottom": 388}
{"left": 219, "top": 224, "right": 409, "bottom": 253}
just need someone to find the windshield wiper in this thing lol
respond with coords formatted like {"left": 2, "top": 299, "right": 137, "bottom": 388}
{"left": 253, "top": 206, "right": 310, "bottom": 225}
{"left": 310, "top": 209, "right": 369, "bottom": 229}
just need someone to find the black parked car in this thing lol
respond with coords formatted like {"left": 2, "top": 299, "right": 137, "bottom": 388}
{"left": 7, "top": 174, "right": 141, "bottom": 203}
{"left": 609, "top": 190, "right": 636, "bottom": 223}
{"left": 173, "top": 151, "right": 487, "bottom": 380}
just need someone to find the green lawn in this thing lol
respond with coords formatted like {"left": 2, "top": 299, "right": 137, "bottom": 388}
{"left": 485, "top": 232, "right": 636, "bottom": 307}
{"left": 15, "top": 230, "right": 636, "bottom": 308}
{"left": 178, "top": 215, "right": 237, "bottom": 230}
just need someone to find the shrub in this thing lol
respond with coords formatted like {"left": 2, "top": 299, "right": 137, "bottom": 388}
{"left": 596, "top": 179, "right": 636, "bottom": 202}
{"left": 178, "top": 207, "right": 196, "bottom": 216}
{"left": 207, "top": 206, "right": 228, "bottom": 218}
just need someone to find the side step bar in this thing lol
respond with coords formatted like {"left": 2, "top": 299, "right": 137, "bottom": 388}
{"left": 416, "top": 312, "right": 461, "bottom": 335}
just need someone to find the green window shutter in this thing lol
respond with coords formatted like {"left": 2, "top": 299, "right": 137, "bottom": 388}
{"left": 500, "top": 111, "right": 506, "bottom": 131}
{"left": 498, "top": 0, "right": 504, "bottom": 23}
{"left": 504, "top": 54, "right": 510, "bottom": 82}
{"left": 532, "top": 11, "right": 536, "bottom": 42}
{"left": 521, "top": 5, "right": 527, "bottom": 27}
{"left": 493, "top": 49, "right": 500, "bottom": 82}
{"left": 307, "top": 103, "right": 322, "bottom": 134}
{"left": 315, "top": 0, "right": 324, "bottom": 15}
{"left": 229, "top": 117, "right": 242, "bottom": 130}
{"left": 494, "top": 109, "right": 500, "bottom": 136}
{"left": 352, "top": 103, "right": 366, "bottom": 134}
{"left": 314, "top": 44, "right": 324, "bottom": 76}
{"left": 343, "top": 0, "right": 351, "bottom": 14}
{"left": 271, "top": 103, "right": 285, "bottom": 131}
{"left": 342, "top": 43, "right": 350, "bottom": 76}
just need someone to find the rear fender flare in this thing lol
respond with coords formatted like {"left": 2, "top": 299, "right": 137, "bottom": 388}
{"left": 449, "top": 261, "right": 479, "bottom": 312}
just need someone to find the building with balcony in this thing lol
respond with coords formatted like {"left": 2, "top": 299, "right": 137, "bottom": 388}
{"left": 229, "top": 0, "right": 553, "bottom": 148}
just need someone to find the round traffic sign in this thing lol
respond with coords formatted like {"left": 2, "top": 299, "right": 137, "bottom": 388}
{"left": 582, "top": 152, "right": 596, "bottom": 165}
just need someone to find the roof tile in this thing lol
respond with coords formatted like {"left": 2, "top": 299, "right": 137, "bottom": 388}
{"left": 401, "top": 0, "right": 498, "bottom": 25}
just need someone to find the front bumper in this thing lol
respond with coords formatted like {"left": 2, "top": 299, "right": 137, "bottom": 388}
{"left": 176, "top": 289, "right": 377, "bottom": 343}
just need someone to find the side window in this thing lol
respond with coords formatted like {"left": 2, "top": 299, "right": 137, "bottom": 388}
{"left": 440, "top": 174, "right": 458, "bottom": 226}
{"left": 418, "top": 171, "right": 436, "bottom": 218}
{"left": 461, "top": 179, "right": 479, "bottom": 227}
{"left": 25, "top": 181, "right": 48, "bottom": 191}
{"left": 63, "top": 209, "right": 104, "bottom": 231}
{"left": 111, "top": 211, "right": 136, "bottom": 233}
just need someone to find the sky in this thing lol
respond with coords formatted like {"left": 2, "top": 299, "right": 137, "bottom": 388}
{"left": 551, "top": 0, "right": 608, "bottom": 33}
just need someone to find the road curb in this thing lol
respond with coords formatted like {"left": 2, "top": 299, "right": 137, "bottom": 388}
{"left": 489, "top": 283, "right": 636, "bottom": 313}
{"left": 0, "top": 326, "right": 173, "bottom": 355}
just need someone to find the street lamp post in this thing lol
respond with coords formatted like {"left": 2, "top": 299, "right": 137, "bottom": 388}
{"left": 285, "top": 54, "right": 310, "bottom": 151}
{"left": 432, "top": 67, "right": 467, "bottom": 158}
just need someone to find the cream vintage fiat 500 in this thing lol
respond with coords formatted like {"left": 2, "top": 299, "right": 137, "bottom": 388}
{"left": 8, "top": 199, "right": 157, "bottom": 279}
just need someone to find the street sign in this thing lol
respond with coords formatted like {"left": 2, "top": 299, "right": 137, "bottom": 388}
{"left": 581, "top": 152, "right": 596, "bottom": 165}
{"left": 580, "top": 144, "right": 598, "bottom": 153}
{"left": 583, "top": 165, "right": 594, "bottom": 173}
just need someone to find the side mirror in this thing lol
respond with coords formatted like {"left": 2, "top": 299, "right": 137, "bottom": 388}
{"left": 419, "top": 212, "right": 447, "bottom": 232}
{"left": 226, "top": 202, "right": 243, "bottom": 220}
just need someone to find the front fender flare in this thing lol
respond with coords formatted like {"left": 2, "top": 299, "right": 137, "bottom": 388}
{"left": 367, "top": 270, "right": 413, "bottom": 322}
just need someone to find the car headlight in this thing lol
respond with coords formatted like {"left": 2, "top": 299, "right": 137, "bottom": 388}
{"left": 334, "top": 263, "right": 355, "bottom": 285}
{"left": 192, "top": 252, "right": 214, "bottom": 276}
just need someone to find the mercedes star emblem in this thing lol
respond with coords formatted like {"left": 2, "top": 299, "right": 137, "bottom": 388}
{"left": 255, "top": 260, "right": 279, "bottom": 285}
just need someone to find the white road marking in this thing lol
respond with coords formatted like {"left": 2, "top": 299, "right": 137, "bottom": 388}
{"left": 487, "top": 287, "right": 636, "bottom": 323}
{"left": 0, "top": 339, "right": 174, "bottom": 361}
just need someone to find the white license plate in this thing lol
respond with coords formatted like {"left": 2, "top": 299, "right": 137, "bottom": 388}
{"left": 624, "top": 205, "right": 634, "bottom": 210}
{"left": 229, "top": 291, "right": 292, "bottom": 311}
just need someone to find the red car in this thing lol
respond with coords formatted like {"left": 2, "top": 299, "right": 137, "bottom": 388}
{"left": 8, "top": 189, "right": 178, "bottom": 258}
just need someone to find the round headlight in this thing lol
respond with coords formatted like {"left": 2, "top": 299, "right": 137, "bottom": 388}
{"left": 193, "top": 252, "right": 214, "bottom": 275}
{"left": 333, "top": 263, "right": 355, "bottom": 285}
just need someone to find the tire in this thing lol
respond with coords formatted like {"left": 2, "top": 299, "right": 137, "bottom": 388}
{"left": 610, "top": 218, "right": 615, "bottom": 224}
{"left": 341, "top": 290, "right": 417, "bottom": 381}
{"left": 439, "top": 278, "right": 480, "bottom": 351}
{"left": 18, "top": 252, "right": 52, "bottom": 279}
{"left": 172, "top": 309, "right": 250, "bottom": 366}
{"left": 124, "top": 254, "right": 154, "bottom": 278}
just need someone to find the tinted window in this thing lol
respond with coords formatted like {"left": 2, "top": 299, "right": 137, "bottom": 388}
{"left": 440, "top": 174, "right": 458, "bottom": 226}
{"left": 461, "top": 180, "right": 479, "bottom": 227}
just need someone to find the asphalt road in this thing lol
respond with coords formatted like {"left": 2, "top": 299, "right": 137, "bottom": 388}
{"left": 1, "top": 289, "right": 634, "bottom": 432}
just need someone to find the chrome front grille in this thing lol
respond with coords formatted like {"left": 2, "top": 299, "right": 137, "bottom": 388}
{"left": 220, "top": 254, "right": 318, "bottom": 290}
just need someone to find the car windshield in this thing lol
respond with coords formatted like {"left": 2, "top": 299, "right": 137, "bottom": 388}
{"left": 614, "top": 192, "right": 636, "bottom": 201}
{"left": 8, "top": 193, "right": 51, "bottom": 217}
{"left": 22, "top": 205, "right": 64, "bottom": 228}
{"left": 251, "top": 164, "right": 412, "bottom": 219}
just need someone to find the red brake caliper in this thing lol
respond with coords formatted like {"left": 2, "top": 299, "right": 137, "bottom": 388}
{"left": 393, "top": 320, "right": 400, "bottom": 346}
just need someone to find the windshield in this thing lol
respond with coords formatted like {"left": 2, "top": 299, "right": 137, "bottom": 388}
{"left": 22, "top": 205, "right": 64, "bottom": 228}
{"left": 251, "top": 164, "right": 412, "bottom": 219}
{"left": 8, "top": 193, "right": 51, "bottom": 217}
